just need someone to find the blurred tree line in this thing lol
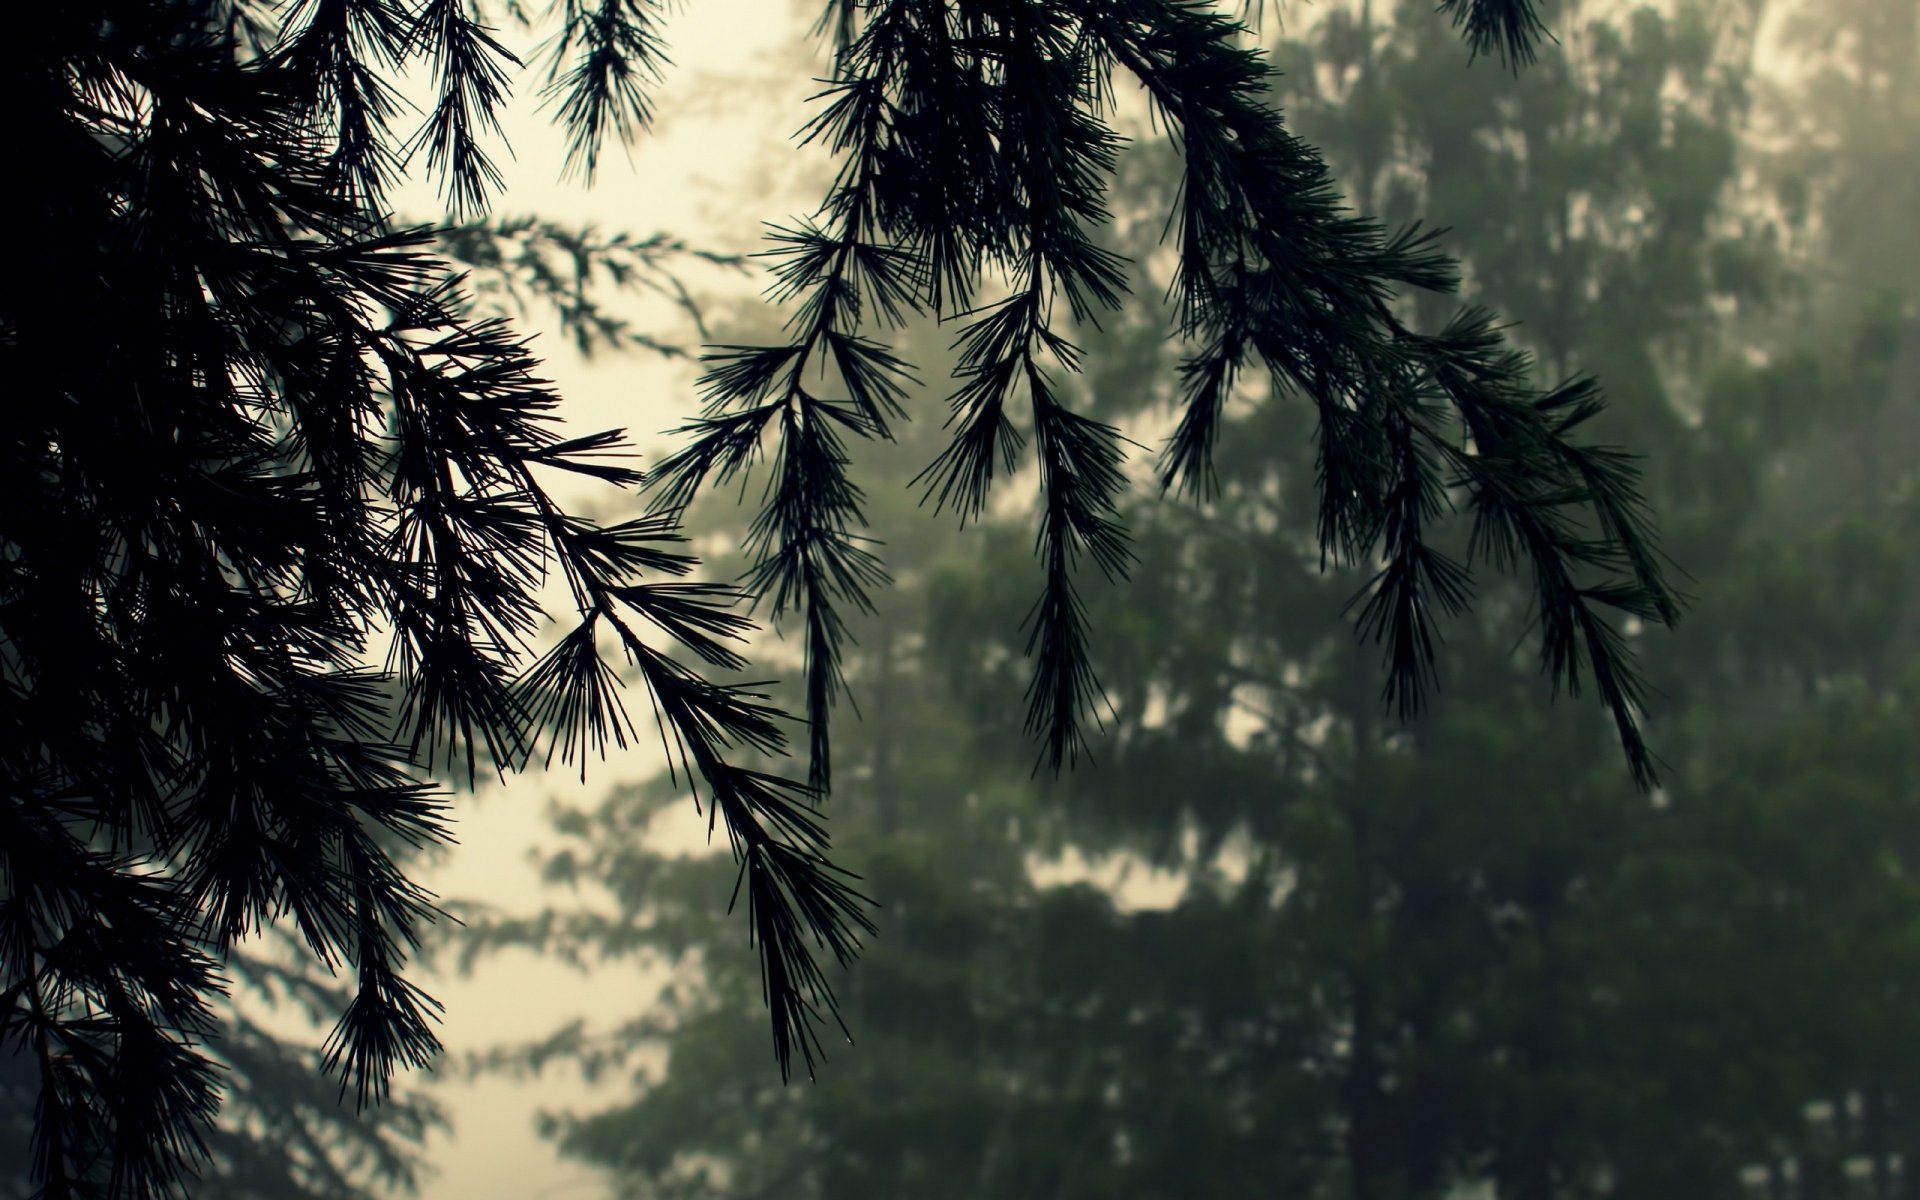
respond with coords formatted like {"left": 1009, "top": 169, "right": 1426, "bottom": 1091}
{"left": 455, "top": 0, "right": 1920, "bottom": 1197}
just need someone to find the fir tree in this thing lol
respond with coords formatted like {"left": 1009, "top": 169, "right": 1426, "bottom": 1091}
{"left": 3, "top": 0, "right": 1677, "bottom": 1195}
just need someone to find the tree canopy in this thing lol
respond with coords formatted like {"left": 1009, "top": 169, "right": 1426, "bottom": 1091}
{"left": 4, "top": 0, "right": 1687, "bottom": 1195}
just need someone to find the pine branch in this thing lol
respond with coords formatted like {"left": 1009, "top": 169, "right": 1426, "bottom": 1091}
{"left": 439, "top": 216, "right": 750, "bottom": 359}
{"left": 539, "top": 0, "right": 673, "bottom": 183}
{"left": 1436, "top": 0, "right": 1555, "bottom": 71}
{"left": 1068, "top": 0, "right": 1676, "bottom": 782}
{"left": 668, "top": 2, "right": 1142, "bottom": 784}
{"left": 9, "top": 0, "right": 1676, "bottom": 1190}
{"left": 7, "top": 7, "right": 864, "bottom": 1190}
{"left": 644, "top": 3, "right": 928, "bottom": 795}
{"left": 274, "top": 0, "right": 413, "bottom": 207}
{"left": 405, "top": 0, "right": 519, "bottom": 219}
{"left": 692, "top": 0, "right": 1628, "bottom": 787}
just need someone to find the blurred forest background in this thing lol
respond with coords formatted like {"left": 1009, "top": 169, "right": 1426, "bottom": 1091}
{"left": 453, "top": 0, "right": 1920, "bottom": 1196}
{"left": 11, "top": 0, "right": 1915, "bottom": 1196}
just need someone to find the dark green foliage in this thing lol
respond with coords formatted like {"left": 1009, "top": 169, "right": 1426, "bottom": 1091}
{"left": 5, "top": 0, "right": 1677, "bottom": 1194}
{"left": 655, "top": 0, "right": 1677, "bottom": 793}
{"left": 4, "top": 1, "right": 824, "bottom": 1194}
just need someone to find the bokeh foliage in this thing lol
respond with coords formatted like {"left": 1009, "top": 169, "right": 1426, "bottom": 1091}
{"left": 466, "top": 1, "right": 1920, "bottom": 1197}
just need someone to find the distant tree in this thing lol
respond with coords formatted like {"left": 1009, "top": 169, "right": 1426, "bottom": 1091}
{"left": 5, "top": 0, "right": 1682, "bottom": 1194}
{"left": 468, "top": 4, "right": 1920, "bottom": 1199}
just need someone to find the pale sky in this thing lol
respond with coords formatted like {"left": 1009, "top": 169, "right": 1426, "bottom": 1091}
{"left": 396, "top": 6, "right": 828, "bottom": 1198}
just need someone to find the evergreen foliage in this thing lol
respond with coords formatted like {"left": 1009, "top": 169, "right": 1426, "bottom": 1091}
{"left": 655, "top": 0, "right": 1678, "bottom": 792}
{"left": 0, "top": 957, "right": 447, "bottom": 1200}
{"left": 5, "top": 0, "right": 1685, "bottom": 1194}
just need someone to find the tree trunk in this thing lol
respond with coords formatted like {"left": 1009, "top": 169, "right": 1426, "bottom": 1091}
{"left": 872, "top": 610, "right": 899, "bottom": 838}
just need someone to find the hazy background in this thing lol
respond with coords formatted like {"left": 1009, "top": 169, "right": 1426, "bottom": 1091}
{"left": 347, "top": 1, "right": 1920, "bottom": 1198}
{"left": 387, "top": 8, "right": 818, "bottom": 1197}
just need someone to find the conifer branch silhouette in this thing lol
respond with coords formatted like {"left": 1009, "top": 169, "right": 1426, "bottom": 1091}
{"left": 4, "top": 0, "right": 1672, "bottom": 1194}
